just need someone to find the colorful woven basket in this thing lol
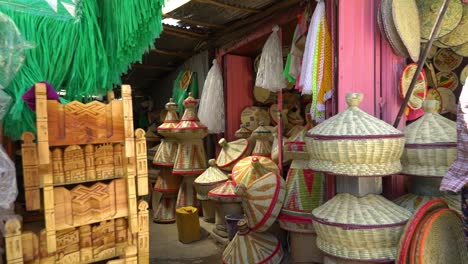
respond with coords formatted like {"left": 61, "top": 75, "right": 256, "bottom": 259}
{"left": 153, "top": 167, "right": 181, "bottom": 193}
{"left": 279, "top": 160, "right": 325, "bottom": 233}
{"left": 251, "top": 123, "right": 273, "bottom": 157}
{"left": 312, "top": 193, "right": 412, "bottom": 262}
{"left": 284, "top": 126, "right": 309, "bottom": 160}
{"left": 176, "top": 176, "right": 199, "bottom": 209}
{"left": 235, "top": 172, "right": 286, "bottom": 232}
{"left": 394, "top": 193, "right": 461, "bottom": 215}
{"left": 222, "top": 220, "right": 284, "bottom": 264}
{"left": 416, "top": 0, "right": 463, "bottom": 40}
{"left": 194, "top": 159, "right": 228, "bottom": 200}
{"left": 401, "top": 100, "right": 457, "bottom": 177}
{"left": 232, "top": 156, "right": 279, "bottom": 186}
{"left": 208, "top": 180, "right": 242, "bottom": 203}
{"left": 157, "top": 98, "right": 180, "bottom": 138}
{"left": 154, "top": 193, "right": 178, "bottom": 223}
{"left": 306, "top": 93, "right": 405, "bottom": 177}
{"left": 234, "top": 124, "right": 252, "bottom": 139}
{"left": 216, "top": 138, "right": 251, "bottom": 172}
{"left": 172, "top": 93, "right": 208, "bottom": 139}
{"left": 153, "top": 139, "right": 178, "bottom": 166}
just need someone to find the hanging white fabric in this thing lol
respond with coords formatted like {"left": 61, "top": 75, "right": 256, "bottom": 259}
{"left": 255, "top": 25, "right": 286, "bottom": 92}
{"left": 198, "top": 59, "right": 225, "bottom": 133}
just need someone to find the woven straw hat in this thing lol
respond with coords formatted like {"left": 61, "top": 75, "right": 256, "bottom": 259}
{"left": 222, "top": 219, "right": 284, "bottom": 264}
{"left": 312, "top": 193, "right": 411, "bottom": 262}
{"left": 279, "top": 160, "right": 325, "bottom": 233}
{"left": 194, "top": 159, "right": 228, "bottom": 200}
{"left": 380, "top": 0, "right": 410, "bottom": 58}
{"left": 392, "top": 0, "right": 421, "bottom": 62}
{"left": 416, "top": 0, "right": 463, "bottom": 40}
{"left": 232, "top": 156, "right": 279, "bottom": 186}
{"left": 172, "top": 93, "right": 208, "bottom": 139}
{"left": 208, "top": 180, "right": 242, "bottom": 203}
{"left": 306, "top": 93, "right": 405, "bottom": 177}
{"left": 401, "top": 100, "right": 457, "bottom": 177}
{"left": 235, "top": 172, "right": 286, "bottom": 232}
{"left": 216, "top": 138, "right": 251, "bottom": 172}
{"left": 157, "top": 98, "right": 180, "bottom": 138}
{"left": 439, "top": 4, "right": 468, "bottom": 47}
{"left": 153, "top": 167, "right": 181, "bottom": 193}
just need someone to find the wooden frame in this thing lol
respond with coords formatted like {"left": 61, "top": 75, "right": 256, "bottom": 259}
{"left": 5, "top": 83, "right": 149, "bottom": 263}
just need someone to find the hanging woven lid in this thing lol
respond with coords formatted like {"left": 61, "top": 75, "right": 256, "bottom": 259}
{"left": 380, "top": 0, "right": 410, "bottom": 58}
{"left": 153, "top": 139, "right": 178, "bottom": 166}
{"left": 153, "top": 167, "right": 181, "bottom": 193}
{"left": 222, "top": 219, "right": 284, "bottom": 264}
{"left": 416, "top": 0, "right": 463, "bottom": 40}
{"left": 194, "top": 159, "right": 228, "bottom": 200}
{"left": 392, "top": 0, "right": 421, "bottom": 62}
{"left": 157, "top": 98, "right": 179, "bottom": 138}
{"left": 216, "top": 138, "right": 251, "bottom": 171}
{"left": 208, "top": 179, "right": 242, "bottom": 203}
{"left": 232, "top": 156, "right": 279, "bottom": 186}
{"left": 436, "top": 71, "right": 459, "bottom": 91}
{"left": 173, "top": 93, "right": 208, "bottom": 139}
{"left": 234, "top": 124, "right": 252, "bottom": 139}
{"left": 240, "top": 106, "right": 270, "bottom": 131}
{"left": 399, "top": 63, "right": 428, "bottom": 110}
{"left": 312, "top": 193, "right": 411, "bottom": 226}
{"left": 306, "top": 93, "right": 405, "bottom": 177}
{"left": 433, "top": 48, "right": 463, "bottom": 72}
{"left": 438, "top": 4, "right": 468, "bottom": 47}
{"left": 235, "top": 172, "right": 286, "bottom": 232}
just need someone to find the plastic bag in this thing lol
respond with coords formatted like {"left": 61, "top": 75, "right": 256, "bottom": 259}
{"left": 0, "top": 145, "right": 17, "bottom": 210}
{"left": 0, "top": 90, "right": 12, "bottom": 123}
{"left": 0, "top": 0, "right": 82, "bottom": 21}
{"left": 0, "top": 11, "right": 31, "bottom": 89}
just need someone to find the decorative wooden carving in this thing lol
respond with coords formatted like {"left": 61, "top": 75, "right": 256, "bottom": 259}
{"left": 63, "top": 145, "right": 86, "bottom": 183}
{"left": 79, "top": 224, "right": 93, "bottom": 263}
{"left": 135, "top": 129, "right": 148, "bottom": 196}
{"left": 4, "top": 218, "right": 23, "bottom": 264}
{"left": 56, "top": 228, "right": 80, "bottom": 262}
{"left": 137, "top": 200, "right": 149, "bottom": 263}
{"left": 21, "top": 132, "right": 40, "bottom": 211}
{"left": 21, "top": 231, "right": 39, "bottom": 263}
{"left": 92, "top": 219, "right": 116, "bottom": 260}
{"left": 52, "top": 148, "right": 65, "bottom": 184}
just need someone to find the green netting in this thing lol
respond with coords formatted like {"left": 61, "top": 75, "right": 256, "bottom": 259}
{"left": 1, "top": 0, "right": 165, "bottom": 140}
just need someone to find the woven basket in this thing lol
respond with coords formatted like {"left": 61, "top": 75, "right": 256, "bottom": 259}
{"left": 232, "top": 156, "right": 279, "bottom": 186}
{"left": 208, "top": 180, "right": 242, "bottom": 203}
{"left": 279, "top": 160, "right": 325, "bottom": 233}
{"left": 154, "top": 193, "right": 178, "bottom": 223}
{"left": 235, "top": 172, "right": 286, "bottom": 232}
{"left": 306, "top": 93, "right": 405, "bottom": 177}
{"left": 312, "top": 193, "right": 411, "bottom": 262}
{"left": 284, "top": 126, "right": 309, "bottom": 160}
{"left": 252, "top": 123, "right": 273, "bottom": 157}
{"left": 157, "top": 98, "right": 180, "bottom": 138}
{"left": 153, "top": 167, "right": 181, "bottom": 193}
{"left": 234, "top": 124, "right": 252, "bottom": 139}
{"left": 401, "top": 100, "right": 457, "bottom": 177}
{"left": 153, "top": 139, "right": 178, "bottom": 166}
{"left": 394, "top": 193, "right": 461, "bottom": 215}
{"left": 216, "top": 138, "right": 251, "bottom": 172}
{"left": 172, "top": 93, "right": 208, "bottom": 140}
{"left": 172, "top": 139, "right": 208, "bottom": 175}
{"left": 194, "top": 159, "right": 228, "bottom": 200}
{"left": 222, "top": 219, "right": 284, "bottom": 264}
{"left": 392, "top": 0, "right": 420, "bottom": 62}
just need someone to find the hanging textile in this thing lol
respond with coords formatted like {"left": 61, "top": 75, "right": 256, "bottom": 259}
{"left": 198, "top": 60, "right": 225, "bottom": 133}
{"left": 255, "top": 25, "right": 286, "bottom": 92}
{"left": 172, "top": 70, "right": 199, "bottom": 115}
{"left": 283, "top": 24, "right": 302, "bottom": 84}
{"left": 0, "top": 0, "right": 82, "bottom": 21}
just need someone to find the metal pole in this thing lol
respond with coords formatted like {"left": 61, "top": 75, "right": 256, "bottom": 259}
{"left": 393, "top": 0, "right": 450, "bottom": 128}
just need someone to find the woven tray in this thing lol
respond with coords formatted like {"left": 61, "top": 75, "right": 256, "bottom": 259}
{"left": 392, "top": 0, "right": 420, "bottom": 62}
{"left": 433, "top": 48, "right": 463, "bottom": 72}
{"left": 401, "top": 100, "right": 457, "bottom": 177}
{"left": 312, "top": 194, "right": 411, "bottom": 262}
{"left": 436, "top": 71, "right": 459, "bottom": 91}
{"left": 437, "top": 87, "right": 457, "bottom": 114}
{"left": 232, "top": 156, "right": 279, "bottom": 186}
{"left": 416, "top": 0, "right": 463, "bottom": 40}
{"left": 452, "top": 41, "right": 468, "bottom": 56}
{"left": 381, "top": 0, "right": 409, "bottom": 58}
{"left": 426, "top": 88, "right": 443, "bottom": 113}
{"left": 438, "top": 4, "right": 468, "bottom": 47}
{"left": 240, "top": 106, "right": 270, "bottom": 131}
{"left": 306, "top": 93, "right": 405, "bottom": 177}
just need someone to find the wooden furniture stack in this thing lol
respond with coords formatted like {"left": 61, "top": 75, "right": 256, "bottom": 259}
{"left": 5, "top": 83, "right": 149, "bottom": 264}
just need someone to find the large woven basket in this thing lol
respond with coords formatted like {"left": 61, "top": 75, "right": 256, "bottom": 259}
{"left": 172, "top": 140, "right": 208, "bottom": 175}
{"left": 153, "top": 167, "right": 181, "bottom": 193}
{"left": 153, "top": 139, "right": 178, "bottom": 166}
{"left": 279, "top": 160, "right": 325, "bottom": 233}
{"left": 284, "top": 126, "right": 309, "bottom": 161}
{"left": 216, "top": 138, "right": 251, "bottom": 172}
{"left": 172, "top": 93, "right": 208, "bottom": 139}
{"left": 306, "top": 93, "right": 405, "bottom": 177}
{"left": 222, "top": 219, "right": 284, "bottom": 264}
{"left": 312, "top": 193, "right": 412, "bottom": 262}
{"left": 154, "top": 193, "right": 178, "bottom": 223}
{"left": 194, "top": 159, "right": 228, "bottom": 200}
{"left": 232, "top": 156, "right": 279, "bottom": 186}
{"left": 401, "top": 100, "right": 457, "bottom": 177}
{"left": 235, "top": 172, "right": 286, "bottom": 232}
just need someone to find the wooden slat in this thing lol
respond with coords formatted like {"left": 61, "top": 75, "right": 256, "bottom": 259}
{"left": 151, "top": 48, "right": 192, "bottom": 59}
{"left": 163, "top": 25, "right": 206, "bottom": 39}
{"left": 132, "top": 64, "right": 176, "bottom": 71}
{"left": 193, "top": 0, "right": 260, "bottom": 13}
{"left": 163, "top": 14, "right": 225, "bottom": 29}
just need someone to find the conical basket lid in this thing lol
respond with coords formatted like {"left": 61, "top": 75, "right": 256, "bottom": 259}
{"left": 216, "top": 138, "right": 251, "bottom": 169}
{"left": 236, "top": 172, "right": 286, "bottom": 232}
{"left": 252, "top": 122, "right": 273, "bottom": 141}
{"left": 307, "top": 93, "right": 404, "bottom": 138}
{"left": 404, "top": 100, "right": 456, "bottom": 144}
{"left": 222, "top": 220, "right": 284, "bottom": 264}
{"left": 312, "top": 193, "right": 411, "bottom": 226}
{"left": 157, "top": 98, "right": 179, "bottom": 137}
{"left": 153, "top": 139, "right": 178, "bottom": 166}
{"left": 173, "top": 93, "right": 208, "bottom": 138}
{"left": 208, "top": 180, "right": 242, "bottom": 202}
{"left": 232, "top": 156, "right": 279, "bottom": 186}
{"left": 235, "top": 124, "right": 252, "bottom": 139}
{"left": 195, "top": 159, "right": 228, "bottom": 185}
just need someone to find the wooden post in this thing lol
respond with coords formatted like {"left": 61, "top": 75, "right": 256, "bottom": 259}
{"left": 4, "top": 218, "right": 23, "bottom": 264}
{"left": 21, "top": 132, "right": 40, "bottom": 211}
{"left": 137, "top": 200, "right": 149, "bottom": 263}
{"left": 135, "top": 129, "right": 149, "bottom": 196}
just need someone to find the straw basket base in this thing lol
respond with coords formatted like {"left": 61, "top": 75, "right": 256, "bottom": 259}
{"left": 309, "top": 160, "right": 401, "bottom": 177}
{"left": 316, "top": 237, "right": 395, "bottom": 263}
{"left": 336, "top": 176, "right": 382, "bottom": 197}
{"left": 324, "top": 256, "right": 391, "bottom": 264}
{"left": 154, "top": 193, "right": 177, "bottom": 224}
{"left": 200, "top": 200, "right": 216, "bottom": 223}
{"left": 290, "top": 233, "right": 323, "bottom": 263}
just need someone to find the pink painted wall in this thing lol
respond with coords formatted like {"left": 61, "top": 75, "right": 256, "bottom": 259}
{"left": 337, "top": 0, "right": 407, "bottom": 198}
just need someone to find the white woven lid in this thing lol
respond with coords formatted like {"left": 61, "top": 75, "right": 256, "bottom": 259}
{"left": 307, "top": 93, "right": 404, "bottom": 138}
{"left": 312, "top": 193, "right": 411, "bottom": 226}
{"left": 195, "top": 159, "right": 228, "bottom": 185}
{"left": 404, "top": 100, "right": 456, "bottom": 144}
